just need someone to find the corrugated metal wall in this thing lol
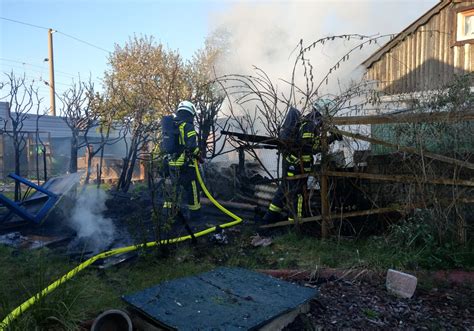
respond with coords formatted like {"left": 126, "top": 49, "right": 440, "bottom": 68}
{"left": 0, "top": 101, "right": 129, "bottom": 179}
{"left": 366, "top": 1, "right": 473, "bottom": 94}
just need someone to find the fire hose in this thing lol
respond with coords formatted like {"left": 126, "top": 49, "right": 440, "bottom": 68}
{"left": 0, "top": 159, "right": 243, "bottom": 330}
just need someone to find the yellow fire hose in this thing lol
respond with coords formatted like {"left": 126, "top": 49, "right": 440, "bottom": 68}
{"left": 0, "top": 159, "right": 243, "bottom": 330}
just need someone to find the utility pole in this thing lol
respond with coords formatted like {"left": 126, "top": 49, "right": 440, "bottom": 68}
{"left": 48, "top": 28, "right": 56, "bottom": 116}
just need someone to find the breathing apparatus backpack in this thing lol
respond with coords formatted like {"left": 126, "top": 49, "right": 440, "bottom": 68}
{"left": 279, "top": 106, "right": 301, "bottom": 141}
{"left": 160, "top": 115, "right": 180, "bottom": 154}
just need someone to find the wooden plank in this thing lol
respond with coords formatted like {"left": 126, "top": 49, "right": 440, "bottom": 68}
{"left": 412, "top": 32, "right": 417, "bottom": 91}
{"left": 442, "top": 9, "right": 449, "bottom": 85}
{"left": 331, "top": 110, "right": 474, "bottom": 125}
{"left": 447, "top": 5, "right": 455, "bottom": 79}
{"left": 414, "top": 28, "right": 420, "bottom": 91}
{"left": 332, "top": 128, "right": 474, "bottom": 170}
{"left": 432, "top": 16, "right": 439, "bottom": 88}
{"left": 403, "top": 36, "right": 409, "bottom": 92}
{"left": 326, "top": 170, "right": 474, "bottom": 187}
{"left": 402, "top": 35, "right": 413, "bottom": 92}
{"left": 260, "top": 204, "right": 422, "bottom": 229}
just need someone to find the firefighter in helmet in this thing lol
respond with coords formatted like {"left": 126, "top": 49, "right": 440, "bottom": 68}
{"left": 162, "top": 101, "right": 202, "bottom": 225}
{"left": 262, "top": 99, "right": 341, "bottom": 223}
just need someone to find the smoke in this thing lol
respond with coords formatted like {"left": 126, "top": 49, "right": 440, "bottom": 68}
{"left": 68, "top": 188, "right": 115, "bottom": 253}
{"left": 210, "top": 0, "right": 436, "bottom": 98}
{"left": 208, "top": 0, "right": 435, "bottom": 172}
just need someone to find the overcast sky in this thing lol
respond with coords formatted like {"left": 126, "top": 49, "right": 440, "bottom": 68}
{"left": 1, "top": 0, "right": 437, "bottom": 110}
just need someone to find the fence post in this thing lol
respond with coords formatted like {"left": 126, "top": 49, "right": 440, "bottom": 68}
{"left": 320, "top": 126, "right": 330, "bottom": 238}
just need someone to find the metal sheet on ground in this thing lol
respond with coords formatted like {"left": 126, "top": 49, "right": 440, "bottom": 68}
{"left": 122, "top": 267, "right": 317, "bottom": 330}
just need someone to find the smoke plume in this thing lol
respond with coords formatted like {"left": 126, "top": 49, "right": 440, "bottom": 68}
{"left": 210, "top": 0, "right": 436, "bottom": 97}
{"left": 68, "top": 188, "right": 115, "bottom": 253}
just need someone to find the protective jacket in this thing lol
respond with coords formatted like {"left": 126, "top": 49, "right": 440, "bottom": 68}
{"left": 264, "top": 115, "right": 321, "bottom": 222}
{"left": 284, "top": 118, "right": 321, "bottom": 176}
{"left": 163, "top": 109, "right": 201, "bottom": 224}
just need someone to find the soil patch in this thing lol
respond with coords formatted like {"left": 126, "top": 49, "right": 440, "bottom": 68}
{"left": 284, "top": 278, "right": 473, "bottom": 330}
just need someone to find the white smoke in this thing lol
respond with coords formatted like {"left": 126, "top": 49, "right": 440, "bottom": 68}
{"left": 210, "top": 0, "right": 436, "bottom": 98}
{"left": 69, "top": 188, "right": 115, "bottom": 253}
{"left": 208, "top": 0, "right": 436, "bottom": 172}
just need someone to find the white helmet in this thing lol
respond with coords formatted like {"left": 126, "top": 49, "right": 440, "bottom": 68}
{"left": 312, "top": 98, "right": 335, "bottom": 112}
{"left": 176, "top": 100, "right": 196, "bottom": 116}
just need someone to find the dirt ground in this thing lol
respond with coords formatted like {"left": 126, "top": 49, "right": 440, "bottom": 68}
{"left": 285, "top": 278, "right": 473, "bottom": 330}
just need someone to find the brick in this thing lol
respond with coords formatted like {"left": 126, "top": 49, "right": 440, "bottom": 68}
{"left": 386, "top": 269, "right": 417, "bottom": 299}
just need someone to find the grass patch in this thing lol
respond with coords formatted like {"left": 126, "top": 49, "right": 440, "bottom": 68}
{"left": 0, "top": 226, "right": 472, "bottom": 329}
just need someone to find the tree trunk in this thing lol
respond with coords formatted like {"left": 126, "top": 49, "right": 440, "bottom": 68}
{"left": 69, "top": 135, "right": 78, "bottom": 173}
{"left": 122, "top": 147, "right": 138, "bottom": 193}
{"left": 84, "top": 145, "right": 93, "bottom": 184}
{"left": 97, "top": 146, "right": 105, "bottom": 189}
{"left": 117, "top": 133, "right": 138, "bottom": 192}
{"left": 42, "top": 147, "right": 47, "bottom": 182}
{"left": 14, "top": 142, "right": 21, "bottom": 201}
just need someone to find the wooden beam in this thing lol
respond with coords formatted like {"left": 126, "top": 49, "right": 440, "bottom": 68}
{"left": 330, "top": 110, "right": 474, "bottom": 125}
{"left": 332, "top": 128, "right": 474, "bottom": 171}
{"left": 260, "top": 204, "right": 421, "bottom": 229}
{"left": 326, "top": 170, "right": 474, "bottom": 187}
{"left": 320, "top": 127, "right": 330, "bottom": 238}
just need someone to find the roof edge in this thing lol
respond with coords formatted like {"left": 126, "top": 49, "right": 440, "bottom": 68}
{"left": 362, "top": 0, "right": 451, "bottom": 69}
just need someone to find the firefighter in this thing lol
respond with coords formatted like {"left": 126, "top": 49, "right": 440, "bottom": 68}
{"left": 262, "top": 99, "right": 340, "bottom": 223}
{"left": 162, "top": 100, "right": 202, "bottom": 225}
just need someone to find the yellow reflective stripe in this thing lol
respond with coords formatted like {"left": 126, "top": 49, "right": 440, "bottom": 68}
{"left": 193, "top": 147, "right": 200, "bottom": 155}
{"left": 302, "top": 155, "right": 312, "bottom": 162}
{"left": 287, "top": 154, "right": 298, "bottom": 162}
{"left": 297, "top": 194, "right": 303, "bottom": 218}
{"left": 168, "top": 153, "right": 185, "bottom": 166}
{"left": 187, "top": 131, "right": 196, "bottom": 138}
{"left": 313, "top": 137, "right": 321, "bottom": 149}
{"left": 287, "top": 172, "right": 294, "bottom": 177}
{"left": 163, "top": 202, "right": 173, "bottom": 208}
{"left": 304, "top": 168, "right": 312, "bottom": 172}
{"left": 302, "top": 133, "right": 314, "bottom": 138}
{"left": 269, "top": 203, "right": 282, "bottom": 212}
{"left": 288, "top": 217, "right": 294, "bottom": 222}
{"left": 188, "top": 180, "right": 201, "bottom": 211}
{"left": 178, "top": 122, "right": 186, "bottom": 145}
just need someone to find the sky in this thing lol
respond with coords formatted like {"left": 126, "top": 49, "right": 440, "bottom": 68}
{"left": 1, "top": 0, "right": 437, "bottom": 112}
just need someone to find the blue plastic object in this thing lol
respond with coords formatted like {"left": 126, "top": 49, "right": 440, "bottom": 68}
{"left": 0, "top": 173, "right": 58, "bottom": 224}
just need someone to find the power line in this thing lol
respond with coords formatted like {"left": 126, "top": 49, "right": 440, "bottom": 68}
{"left": 0, "top": 58, "right": 79, "bottom": 78}
{"left": 1, "top": 16, "right": 111, "bottom": 54}
{"left": 2, "top": 64, "right": 53, "bottom": 81}
{"left": 0, "top": 16, "right": 49, "bottom": 30}
{"left": 55, "top": 31, "right": 111, "bottom": 53}
{"left": 2, "top": 69, "right": 75, "bottom": 89}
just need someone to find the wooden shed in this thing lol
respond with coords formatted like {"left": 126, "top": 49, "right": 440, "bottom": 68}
{"left": 363, "top": 0, "right": 473, "bottom": 95}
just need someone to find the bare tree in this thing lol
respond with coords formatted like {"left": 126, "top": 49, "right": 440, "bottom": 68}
{"left": 0, "top": 72, "right": 41, "bottom": 200}
{"left": 81, "top": 91, "right": 123, "bottom": 185}
{"left": 58, "top": 79, "right": 98, "bottom": 174}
